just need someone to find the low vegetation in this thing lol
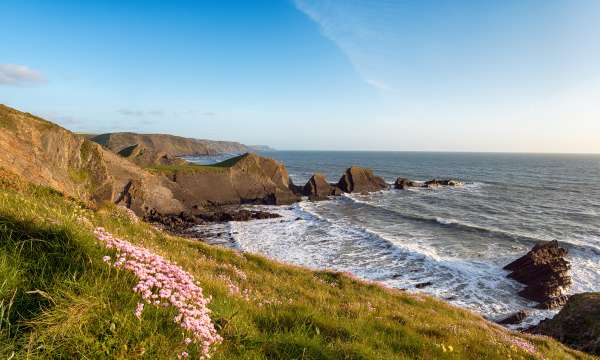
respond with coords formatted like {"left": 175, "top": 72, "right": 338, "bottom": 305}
{"left": 146, "top": 155, "right": 244, "bottom": 175}
{"left": 0, "top": 167, "right": 593, "bottom": 359}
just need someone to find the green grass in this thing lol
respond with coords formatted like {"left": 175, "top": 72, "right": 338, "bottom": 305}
{"left": 0, "top": 167, "right": 594, "bottom": 359}
{"left": 146, "top": 154, "right": 246, "bottom": 175}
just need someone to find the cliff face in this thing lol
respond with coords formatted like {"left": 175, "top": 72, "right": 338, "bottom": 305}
{"left": 157, "top": 153, "right": 300, "bottom": 207}
{"left": 91, "top": 132, "right": 252, "bottom": 157}
{"left": 0, "top": 104, "right": 185, "bottom": 215}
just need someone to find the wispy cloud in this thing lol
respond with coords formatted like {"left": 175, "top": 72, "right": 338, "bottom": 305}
{"left": 293, "top": 1, "right": 393, "bottom": 93}
{"left": 0, "top": 64, "right": 46, "bottom": 86}
{"left": 117, "top": 108, "right": 165, "bottom": 117}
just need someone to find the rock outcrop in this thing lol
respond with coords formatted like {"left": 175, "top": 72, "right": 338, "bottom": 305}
{"left": 497, "top": 310, "right": 530, "bottom": 325}
{"left": 394, "top": 177, "right": 464, "bottom": 189}
{"left": 394, "top": 178, "right": 420, "bottom": 189}
{"left": 337, "top": 167, "right": 388, "bottom": 194}
{"left": 91, "top": 132, "right": 252, "bottom": 157}
{"left": 303, "top": 173, "right": 342, "bottom": 200}
{"left": 530, "top": 292, "right": 600, "bottom": 355}
{"left": 424, "top": 179, "right": 464, "bottom": 188}
{"left": 159, "top": 153, "right": 300, "bottom": 207}
{"left": 503, "top": 241, "right": 571, "bottom": 307}
{"left": 117, "top": 143, "right": 187, "bottom": 166}
{"left": 0, "top": 104, "right": 185, "bottom": 216}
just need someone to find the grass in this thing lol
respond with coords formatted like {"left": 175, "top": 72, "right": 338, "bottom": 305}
{"left": 0, "top": 167, "right": 594, "bottom": 359}
{"left": 146, "top": 154, "right": 246, "bottom": 175}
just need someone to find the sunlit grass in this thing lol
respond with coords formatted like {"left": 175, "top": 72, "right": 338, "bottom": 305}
{"left": 0, "top": 167, "right": 593, "bottom": 359}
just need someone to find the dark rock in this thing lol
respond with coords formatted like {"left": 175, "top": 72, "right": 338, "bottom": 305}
{"left": 535, "top": 295, "right": 570, "bottom": 310}
{"left": 303, "top": 173, "right": 342, "bottom": 200}
{"left": 415, "top": 281, "right": 433, "bottom": 289}
{"left": 337, "top": 166, "right": 388, "bottom": 194}
{"left": 394, "top": 177, "right": 420, "bottom": 189}
{"left": 504, "top": 240, "right": 571, "bottom": 305}
{"left": 424, "top": 179, "right": 464, "bottom": 188}
{"left": 498, "top": 310, "right": 530, "bottom": 325}
{"left": 529, "top": 292, "right": 600, "bottom": 355}
{"left": 196, "top": 209, "right": 280, "bottom": 223}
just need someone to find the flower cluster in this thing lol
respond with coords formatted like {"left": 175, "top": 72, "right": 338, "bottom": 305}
{"left": 94, "top": 227, "right": 222, "bottom": 358}
{"left": 505, "top": 335, "right": 537, "bottom": 354}
{"left": 118, "top": 206, "right": 139, "bottom": 223}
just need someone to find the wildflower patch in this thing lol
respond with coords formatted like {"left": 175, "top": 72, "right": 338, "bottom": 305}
{"left": 94, "top": 227, "right": 222, "bottom": 359}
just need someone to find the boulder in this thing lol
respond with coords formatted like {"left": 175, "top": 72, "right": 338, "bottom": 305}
{"left": 394, "top": 177, "right": 420, "bottom": 189}
{"left": 530, "top": 292, "right": 600, "bottom": 355}
{"left": 337, "top": 166, "right": 388, "bottom": 194}
{"left": 303, "top": 173, "right": 342, "bottom": 200}
{"left": 497, "top": 310, "right": 530, "bottom": 325}
{"left": 504, "top": 241, "right": 571, "bottom": 307}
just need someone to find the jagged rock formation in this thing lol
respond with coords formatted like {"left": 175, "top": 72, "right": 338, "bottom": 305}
{"left": 0, "top": 104, "right": 185, "bottom": 215}
{"left": 303, "top": 173, "right": 342, "bottom": 200}
{"left": 424, "top": 179, "right": 464, "bottom": 188}
{"left": 394, "top": 177, "right": 464, "bottom": 189}
{"left": 337, "top": 167, "right": 388, "bottom": 194}
{"left": 530, "top": 292, "right": 600, "bottom": 355}
{"left": 157, "top": 153, "right": 300, "bottom": 207}
{"left": 504, "top": 240, "right": 571, "bottom": 308}
{"left": 394, "top": 178, "right": 420, "bottom": 189}
{"left": 91, "top": 132, "right": 253, "bottom": 157}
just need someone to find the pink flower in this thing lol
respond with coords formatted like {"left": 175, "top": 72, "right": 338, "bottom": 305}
{"left": 94, "top": 227, "right": 222, "bottom": 358}
{"left": 135, "top": 302, "right": 144, "bottom": 319}
{"left": 102, "top": 255, "right": 111, "bottom": 263}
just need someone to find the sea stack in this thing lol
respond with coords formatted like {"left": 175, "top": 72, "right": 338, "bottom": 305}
{"left": 303, "top": 173, "right": 342, "bottom": 200}
{"left": 503, "top": 240, "right": 571, "bottom": 309}
{"left": 337, "top": 166, "right": 388, "bottom": 194}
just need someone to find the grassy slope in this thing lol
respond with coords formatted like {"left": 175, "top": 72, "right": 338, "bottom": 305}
{"left": 0, "top": 168, "right": 593, "bottom": 360}
{"left": 146, "top": 154, "right": 245, "bottom": 175}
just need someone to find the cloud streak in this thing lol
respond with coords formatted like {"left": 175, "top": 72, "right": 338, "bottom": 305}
{"left": 0, "top": 64, "right": 46, "bottom": 86}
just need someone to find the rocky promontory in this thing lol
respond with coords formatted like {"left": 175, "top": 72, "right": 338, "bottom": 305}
{"left": 504, "top": 240, "right": 571, "bottom": 309}
{"left": 530, "top": 292, "right": 600, "bottom": 355}
{"left": 155, "top": 153, "right": 300, "bottom": 208}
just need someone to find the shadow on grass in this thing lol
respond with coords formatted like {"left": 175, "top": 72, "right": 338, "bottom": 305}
{"left": 0, "top": 213, "right": 94, "bottom": 337}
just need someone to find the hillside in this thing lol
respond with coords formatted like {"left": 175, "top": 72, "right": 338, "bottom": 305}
{"left": 0, "top": 168, "right": 592, "bottom": 359}
{"left": 91, "top": 132, "right": 254, "bottom": 157}
{"left": 0, "top": 104, "right": 185, "bottom": 215}
{"left": 148, "top": 153, "right": 299, "bottom": 207}
{"left": 0, "top": 105, "right": 297, "bottom": 215}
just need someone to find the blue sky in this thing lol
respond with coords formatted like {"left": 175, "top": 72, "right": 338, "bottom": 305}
{"left": 1, "top": 0, "right": 599, "bottom": 152}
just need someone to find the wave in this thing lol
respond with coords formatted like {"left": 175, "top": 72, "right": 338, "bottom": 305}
{"left": 340, "top": 193, "right": 600, "bottom": 255}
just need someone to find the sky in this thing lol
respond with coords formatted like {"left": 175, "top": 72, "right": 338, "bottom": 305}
{"left": 1, "top": 0, "right": 599, "bottom": 153}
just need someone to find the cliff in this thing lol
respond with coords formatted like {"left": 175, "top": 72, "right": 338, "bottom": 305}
{"left": 149, "top": 153, "right": 300, "bottom": 207}
{"left": 91, "top": 132, "right": 253, "bottom": 157}
{"left": 0, "top": 104, "right": 185, "bottom": 215}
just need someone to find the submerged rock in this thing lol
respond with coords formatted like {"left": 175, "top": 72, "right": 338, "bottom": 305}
{"left": 393, "top": 177, "right": 420, "bottom": 189}
{"left": 415, "top": 281, "right": 433, "bottom": 289}
{"left": 424, "top": 179, "right": 465, "bottom": 188}
{"left": 529, "top": 292, "right": 600, "bottom": 355}
{"left": 497, "top": 310, "right": 530, "bottom": 325}
{"left": 303, "top": 173, "right": 342, "bottom": 200}
{"left": 337, "top": 166, "right": 388, "bottom": 194}
{"left": 504, "top": 240, "right": 571, "bottom": 307}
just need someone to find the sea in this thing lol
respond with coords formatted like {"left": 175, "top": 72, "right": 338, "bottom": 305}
{"left": 186, "top": 151, "right": 600, "bottom": 327}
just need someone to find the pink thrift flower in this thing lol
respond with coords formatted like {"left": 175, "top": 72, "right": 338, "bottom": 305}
{"left": 94, "top": 227, "right": 222, "bottom": 358}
